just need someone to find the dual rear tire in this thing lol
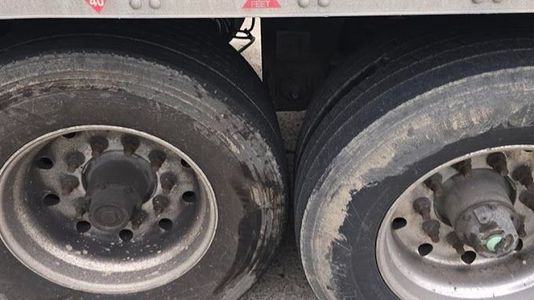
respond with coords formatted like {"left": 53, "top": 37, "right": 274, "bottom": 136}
{"left": 296, "top": 24, "right": 534, "bottom": 299}
{"left": 0, "top": 22, "right": 287, "bottom": 299}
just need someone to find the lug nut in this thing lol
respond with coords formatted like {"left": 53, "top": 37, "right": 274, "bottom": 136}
{"left": 513, "top": 165, "right": 534, "bottom": 212}
{"left": 153, "top": 195, "right": 170, "bottom": 216}
{"left": 89, "top": 136, "right": 109, "bottom": 157}
{"left": 160, "top": 172, "right": 177, "bottom": 193}
{"left": 424, "top": 174, "right": 443, "bottom": 197}
{"left": 452, "top": 159, "right": 472, "bottom": 177}
{"left": 413, "top": 197, "right": 432, "bottom": 220}
{"left": 514, "top": 214, "right": 527, "bottom": 237}
{"left": 121, "top": 135, "right": 140, "bottom": 156}
{"left": 520, "top": 188, "right": 534, "bottom": 212}
{"left": 487, "top": 152, "right": 509, "bottom": 176}
{"left": 149, "top": 150, "right": 166, "bottom": 171}
{"left": 60, "top": 175, "right": 80, "bottom": 195}
{"left": 423, "top": 219, "right": 441, "bottom": 243}
{"left": 512, "top": 165, "right": 533, "bottom": 187}
{"left": 65, "top": 151, "right": 85, "bottom": 173}
{"left": 74, "top": 197, "right": 90, "bottom": 217}
{"left": 446, "top": 232, "right": 465, "bottom": 255}
{"left": 130, "top": 209, "right": 148, "bottom": 229}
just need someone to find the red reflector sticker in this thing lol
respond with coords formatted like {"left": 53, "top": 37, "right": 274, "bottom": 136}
{"left": 242, "top": 0, "right": 281, "bottom": 9}
{"left": 85, "top": 0, "right": 107, "bottom": 13}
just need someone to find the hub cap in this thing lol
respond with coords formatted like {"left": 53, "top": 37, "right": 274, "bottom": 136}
{"left": 0, "top": 126, "right": 217, "bottom": 294}
{"left": 377, "top": 146, "right": 534, "bottom": 299}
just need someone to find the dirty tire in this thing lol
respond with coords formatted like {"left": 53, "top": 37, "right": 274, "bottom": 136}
{"left": 0, "top": 22, "right": 286, "bottom": 299}
{"left": 296, "top": 28, "right": 534, "bottom": 299}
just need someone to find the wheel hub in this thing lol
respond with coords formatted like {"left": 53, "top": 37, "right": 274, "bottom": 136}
{"left": 84, "top": 151, "right": 156, "bottom": 231}
{"left": 435, "top": 169, "right": 521, "bottom": 257}
{"left": 377, "top": 146, "right": 534, "bottom": 299}
{"left": 0, "top": 126, "right": 217, "bottom": 294}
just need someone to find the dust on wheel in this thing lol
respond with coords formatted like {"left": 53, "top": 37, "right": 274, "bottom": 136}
{"left": 0, "top": 126, "right": 217, "bottom": 294}
{"left": 0, "top": 24, "right": 286, "bottom": 299}
{"left": 296, "top": 29, "right": 534, "bottom": 299}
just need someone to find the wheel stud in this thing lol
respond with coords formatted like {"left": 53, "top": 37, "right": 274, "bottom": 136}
{"left": 160, "top": 172, "right": 177, "bottom": 193}
{"left": 424, "top": 174, "right": 443, "bottom": 197}
{"left": 422, "top": 219, "right": 441, "bottom": 243}
{"left": 413, "top": 197, "right": 441, "bottom": 242}
{"left": 149, "top": 150, "right": 166, "bottom": 171}
{"left": 413, "top": 197, "right": 432, "bottom": 220}
{"left": 60, "top": 175, "right": 80, "bottom": 195}
{"left": 65, "top": 151, "right": 85, "bottom": 173}
{"left": 131, "top": 209, "right": 148, "bottom": 229}
{"left": 520, "top": 189, "right": 534, "bottom": 212}
{"left": 74, "top": 197, "right": 90, "bottom": 217}
{"left": 121, "top": 135, "right": 140, "bottom": 156}
{"left": 89, "top": 136, "right": 109, "bottom": 157}
{"left": 452, "top": 159, "right": 472, "bottom": 177}
{"left": 153, "top": 195, "right": 170, "bottom": 216}
{"left": 487, "top": 152, "right": 509, "bottom": 176}
{"left": 446, "top": 232, "right": 465, "bottom": 255}
{"left": 512, "top": 165, "right": 534, "bottom": 212}
{"left": 514, "top": 214, "right": 527, "bottom": 237}
{"left": 512, "top": 165, "right": 533, "bottom": 187}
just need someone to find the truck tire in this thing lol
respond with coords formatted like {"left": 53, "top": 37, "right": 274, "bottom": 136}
{"left": 296, "top": 28, "right": 534, "bottom": 299}
{"left": 0, "top": 22, "right": 286, "bottom": 299}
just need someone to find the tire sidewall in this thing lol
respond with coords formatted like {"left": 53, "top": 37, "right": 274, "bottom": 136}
{"left": 301, "top": 64, "right": 534, "bottom": 299}
{"left": 0, "top": 52, "right": 284, "bottom": 299}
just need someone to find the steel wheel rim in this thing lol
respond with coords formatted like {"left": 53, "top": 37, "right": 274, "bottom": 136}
{"left": 377, "top": 145, "right": 534, "bottom": 299}
{"left": 0, "top": 125, "right": 217, "bottom": 294}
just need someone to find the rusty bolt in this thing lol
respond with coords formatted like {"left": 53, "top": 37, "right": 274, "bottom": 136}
{"left": 514, "top": 214, "right": 527, "bottom": 238}
{"left": 446, "top": 232, "right": 465, "bottom": 255}
{"left": 424, "top": 174, "right": 443, "bottom": 197}
{"left": 131, "top": 209, "right": 148, "bottom": 229}
{"left": 153, "top": 195, "right": 170, "bottom": 216}
{"left": 89, "top": 136, "right": 109, "bottom": 157}
{"left": 413, "top": 197, "right": 432, "bottom": 220}
{"left": 423, "top": 219, "right": 441, "bottom": 243}
{"left": 61, "top": 175, "right": 80, "bottom": 195}
{"left": 121, "top": 135, "right": 140, "bottom": 156}
{"left": 160, "top": 172, "right": 177, "bottom": 193}
{"left": 65, "top": 151, "right": 85, "bottom": 173}
{"left": 512, "top": 165, "right": 533, "bottom": 187}
{"left": 74, "top": 197, "right": 89, "bottom": 217}
{"left": 452, "top": 159, "right": 472, "bottom": 177}
{"left": 149, "top": 150, "right": 167, "bottom": 171}
{"left": 520, "top": 188, "right": 534, "bottom": 213}
{"left": 487, "top": 152, "right": 509, "bottom": 176}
